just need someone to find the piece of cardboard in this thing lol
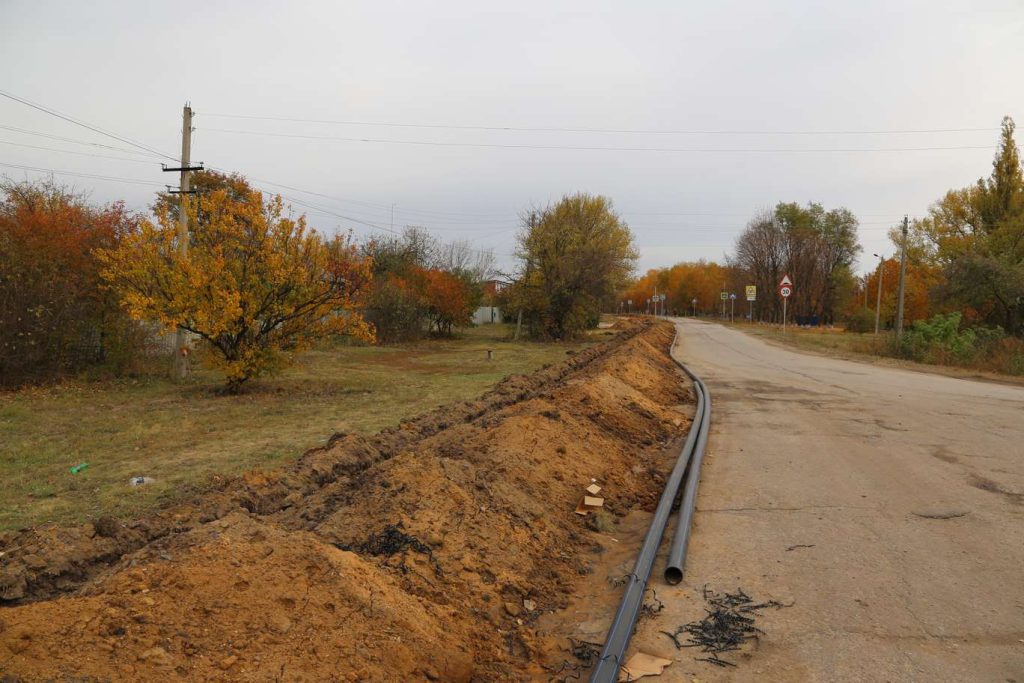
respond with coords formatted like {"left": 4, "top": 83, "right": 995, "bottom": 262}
{"left": 618, "top": 652, "right": 672, "bottom": 681}
{"left": 586, "top": 483, "right": 602, "bottom": 495}
{"left": 583, "top": 496, "right": 604, "bottom": 508}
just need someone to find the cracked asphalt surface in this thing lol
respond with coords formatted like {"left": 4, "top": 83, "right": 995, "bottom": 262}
{"left": 627, "top": 318, "right": 1024, "bottom": 682}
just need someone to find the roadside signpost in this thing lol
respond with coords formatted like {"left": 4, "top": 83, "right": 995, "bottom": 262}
{"left": 729, "top": 293, "right": 736, "bottom": 322}
{"left": 720, "top": 290, "right": 727, "bottom": 318}
{"left": 745, "top": 285, "right": 756, "bottom": 322}
{"left": 779, "top": 274, "right": 793, "bottom": 334}
{"left": 691, "top": 297, "right": 697, "bottom": 317}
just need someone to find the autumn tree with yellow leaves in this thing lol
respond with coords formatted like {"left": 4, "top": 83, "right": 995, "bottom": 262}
{"left": 509, "top": 193, "right": 637, "bottom": 339}
{"left": 100, "top": 177, "right": 374, "bottom": 391}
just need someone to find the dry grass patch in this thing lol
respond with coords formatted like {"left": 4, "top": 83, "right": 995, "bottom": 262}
{"left": 0, "top": 324, "right": 599, "bottom": 531}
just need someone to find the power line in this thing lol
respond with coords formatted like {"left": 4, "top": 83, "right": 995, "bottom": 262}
{"left": 208, "top": 168, "right": 406, "bottom": 213}
{"left": 0, "top": 161, "right": 898, "bottom": 257}
{"left": 0, "top": 91, "right": 509, "bottom": 251}
{"left": 0, "top": 138, "right": 923, "bottom": 227}
{"left": 0, "top": 95, "right": 514, "bottom": 246}
{"left": 176, "top": 165, "right": 909, "bottom": 238}
{"left": 205, "top": 164, "right": 527, "bottom": 229}
{"left": 0, "top": 124, "right": 164, "bottom": 157}
{"left": 0, "top": 94, "right": 922, "bottom": 258}
{"left": 390, "top": 205, "right": 520, "bottom": 220}
{"left": 0, "top": 157, "right": 903, "bottom": 238}
{"left": 0, "top": 85, "right": 512, "bottom": 255}
{"left": 0, "top": 89, "right": 178, "bottom": 161}
{"left": 592, "top": 209, "right": 915, "bottom": 217}
{"left": 0, "top": 162, "right": 165, "bottom": 186}
{"left": 0, "top": 153, "right": 906, "bottom": 233}
{"left": 243, "top": 184, "right": 514, "bottom": 258}
{"left": 0, "top": 139, "right": 160, "bottom": 164}
{"left": 200, "top": 112, "right": 998, "bottom": 136}
{"left": 0, "top": 97, "right": 723, "bottom": 259}
{"left": 201, "top": 127, "right": 996, "bottom": 154}
{"left": 207, "top": 165, "right": 522, "bottom": 226}
{"left": 293, "top": 196, "right": 517, "bottom": 259}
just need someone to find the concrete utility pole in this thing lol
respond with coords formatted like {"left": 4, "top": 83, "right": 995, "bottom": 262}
{"left": 873, "top": 253, "right": 884, "bottom": 335}
{"left": 895, "top": 215, "right": 909, "bottom": 335}
{"left": 174, "top": 105, "right": 193, "bottom": 379}
{"left": 176, "top": 106, "right": 192, "bottom": 255}
{"left": 161, "top": 104, "right": 202, "bottom": 379}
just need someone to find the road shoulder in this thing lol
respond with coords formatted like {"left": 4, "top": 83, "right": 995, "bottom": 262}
{"left": 721, "top": 321, "right": 1024, "bottom": 388}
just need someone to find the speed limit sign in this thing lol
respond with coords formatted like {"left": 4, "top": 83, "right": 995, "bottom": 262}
{"left": 779, "top": 274, "right": 793, "bottom": 334}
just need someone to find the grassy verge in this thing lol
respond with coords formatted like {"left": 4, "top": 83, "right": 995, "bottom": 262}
{"left": 726, "top": 323, "right": 877, "bottom": 355}
{"left": 0, "top": 324, "right": 602, "bottom": 531}
{"left": 723, "top": 321, "right": 1024, "bottom": 382}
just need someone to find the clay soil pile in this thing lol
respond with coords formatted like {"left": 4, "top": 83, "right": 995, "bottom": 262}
{"left": 0, "top": 320, "right": 692, "bottom": 682}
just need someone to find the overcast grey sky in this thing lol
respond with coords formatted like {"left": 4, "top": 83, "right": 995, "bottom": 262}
{"left": 2, "top": 0, "right": 1022, "bottom": 275}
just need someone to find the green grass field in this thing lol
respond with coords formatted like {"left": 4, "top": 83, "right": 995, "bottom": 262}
{"left": 0, "top": 324, "right": 599, "bottom": 531}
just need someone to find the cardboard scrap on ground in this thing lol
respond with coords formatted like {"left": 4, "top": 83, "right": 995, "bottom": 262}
{"left": 575, "top": 480, "right": 606, "bottom": 515}
{"left": 575, "top": 495, "right": 605, "bottom": 515}
{"left": 618, "top": 652, "right": 672, "bottom": 681}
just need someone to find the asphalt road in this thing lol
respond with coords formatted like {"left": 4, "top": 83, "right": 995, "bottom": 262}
{"left": 629, "top": 318, "right": 1024, "bottom": 682}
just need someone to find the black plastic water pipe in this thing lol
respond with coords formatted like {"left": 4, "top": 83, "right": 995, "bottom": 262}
{"left": 588, "top": 326, "right": 710, "bottom": 683}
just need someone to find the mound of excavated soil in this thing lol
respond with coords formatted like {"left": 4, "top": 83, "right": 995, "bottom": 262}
{"left": 0, "top": 320, "right": 692, "bottom": 682}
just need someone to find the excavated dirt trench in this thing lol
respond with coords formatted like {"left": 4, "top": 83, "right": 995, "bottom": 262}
{"left": 0, "top": 320, "right": 693, "bottom": 682}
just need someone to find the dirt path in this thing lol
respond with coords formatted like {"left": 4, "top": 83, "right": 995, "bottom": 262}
{"left": 0, "top": 320, "right": 694, "bottom": 682}
{"left": 626, "top": 319, "right": 1024, "bottom": 682}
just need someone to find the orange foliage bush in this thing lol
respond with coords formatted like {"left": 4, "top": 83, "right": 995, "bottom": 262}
{"left": 423, "top": 269, "right": 472, "bottom": 335}
{"left": 0, "top": 179, "right": 140, "bottom": 387}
